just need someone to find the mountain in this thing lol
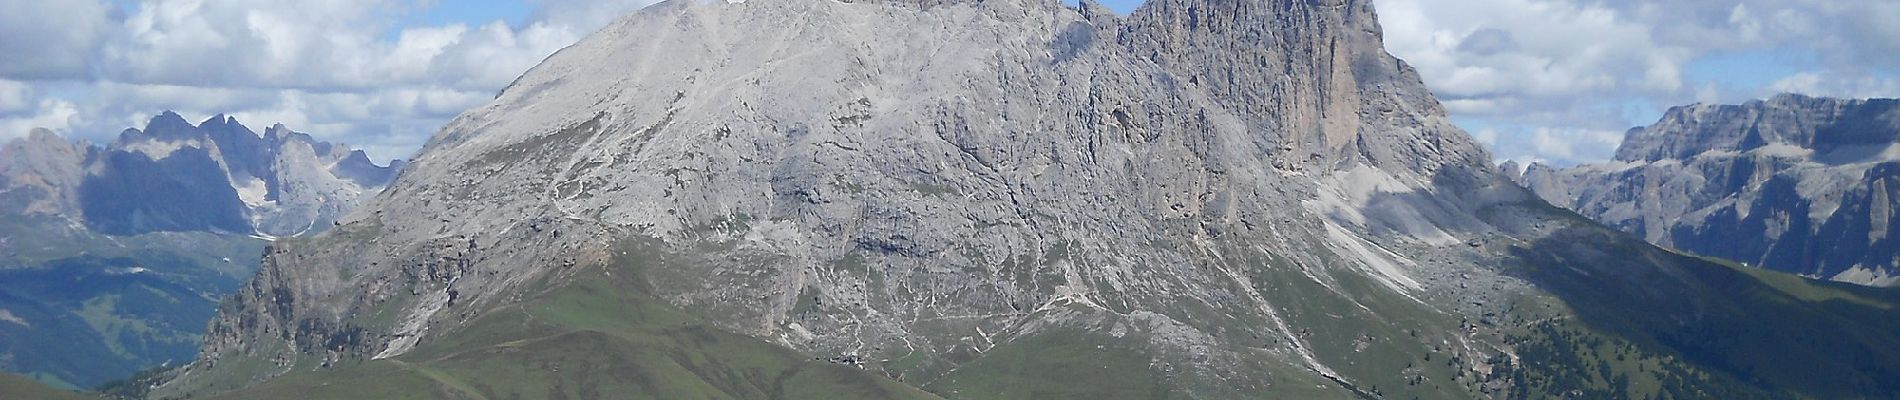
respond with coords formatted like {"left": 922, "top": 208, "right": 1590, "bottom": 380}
{"left": 0, "top": 115, "right": 401, "bottom": 389}
{"left": 148, "top": 0, "right": 1900, "bottom": 399}
{"left": 75, "top": 112, "right": 403, "bottom": 237}
{"left": 1516, "top": 95, "right": 1900, "bottom": 286}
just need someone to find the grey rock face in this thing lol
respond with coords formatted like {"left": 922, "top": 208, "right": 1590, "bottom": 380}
{"left": 1520, "top": 94, "right": 1900, "bottom": 286}
{"left": 0, "top": 129, "right": 87, "bottom": 217}
{"left": 153, "top": 0, "right": 1900, "bottom": 398}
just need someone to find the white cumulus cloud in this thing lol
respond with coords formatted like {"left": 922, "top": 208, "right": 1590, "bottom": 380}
{"left": 0, "top": 0, "right": 660, "bottom": 161}
{"left": 1, "top": 0, "right": 1896, "bottom": 165}
{"left": 1376, "top": 0, "right": 1900, "bottom": 165}
{"left": 0, "top": 99, "right": 82, "bottom": 142}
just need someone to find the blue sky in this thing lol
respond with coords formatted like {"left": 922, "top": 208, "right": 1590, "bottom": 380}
{"left": 2, "top": 0, "right": 1897, "bottom": 166}
{"left": 403, "top": 1, "right": 533, "bottom": 28}
{"left": 1082, "top": 0, "right": 1145, "bottom": 13}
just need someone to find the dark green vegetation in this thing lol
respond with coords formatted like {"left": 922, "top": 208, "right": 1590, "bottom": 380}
{"left": 185, "top": 241, "right": 940, "bottom": 400}
{"left": 1500, "top": 225, "right": 1900, "bottom": 399}
{"left": 0, "top": 372, "right": 98, "bottom": 399}
{"left": 0, "top": 215, "right": 264, "bottom": 389}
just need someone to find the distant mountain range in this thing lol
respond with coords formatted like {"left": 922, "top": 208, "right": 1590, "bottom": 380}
{"left": 0, "top": 113, "right": 400, "bottom": 388}
{"left": 1513, "top": 94, "right": 1900, "bottom": 286}
{"left": 2, "top": 111, "right": 403, "bottom": 238}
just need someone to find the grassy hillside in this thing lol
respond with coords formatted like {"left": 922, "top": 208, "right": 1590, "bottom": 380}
{"left": 924, "top": 329, "right": 1189, "bottom": 400}
{"left": 1501, "top": 224, "right": 1900, "bottom": 399}
{"left": 0, "top": 372, "right": 98, "bottom": 399}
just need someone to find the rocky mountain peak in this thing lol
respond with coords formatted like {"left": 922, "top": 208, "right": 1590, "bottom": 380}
{"left": 140, "top": 111, "right": 198, "bottom": 139}
{"left": 0, "top": 129, "right": 89, "bottom": 216}
{"left": 24, "top": 127, "right": 71, "bottom": 146}
{"left": 7, "top": 129, "right": 85, "bottom": 164}
{"left": 199, "top": 113, "right": 232, "bottom": 128}
{"left": 263, "top": 123, "right": 290, "bottom": 140}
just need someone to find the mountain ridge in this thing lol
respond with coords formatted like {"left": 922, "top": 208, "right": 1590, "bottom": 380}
{"left": 1518, "top": 94, "right": 1900, "bottom": 286}
{"left": 146, "top": 0, "right": 1900, "bottom": 398}
{"left": 3, "top": 111, "right": 405, "bottom": 237}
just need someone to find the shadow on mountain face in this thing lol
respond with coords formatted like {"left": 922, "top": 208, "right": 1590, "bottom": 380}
{"left": 1351, "top": 166, "right": 1900, "bottom": 397}
{"left": 1501, "top": 203, "right": 1900, "bottom": 398}
{"left": 78, "top": 149, "right": 252, "bottom": 236}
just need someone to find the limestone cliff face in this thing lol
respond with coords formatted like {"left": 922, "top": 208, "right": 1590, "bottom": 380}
{"left": 1522, "top": 95, "right": 1900, "bottom": 286}
{"left": 156, "top": 1, "right": 1900, "bottom": 398}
